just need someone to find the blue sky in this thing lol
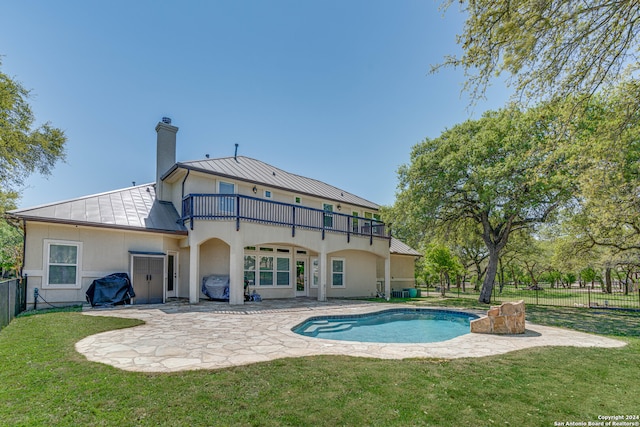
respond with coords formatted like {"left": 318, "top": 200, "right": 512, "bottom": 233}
{"left": 1, "top": 0, "right": 509, "bottom": 209}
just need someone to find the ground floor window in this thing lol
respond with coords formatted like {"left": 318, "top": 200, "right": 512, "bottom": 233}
{"left": 44, "top": 240, "right": 82, "bottom": 288}
{"left": 276, "top": 257, "right": 290, "bottom": 286}
{"left": 259, "top": 255, "right": 274, "bottom": 286}
{"left": 331, "top": 257, "right": 345, "bottom": 287}
{"left": 245, "top": 246, "right": 293, "bottom": 287}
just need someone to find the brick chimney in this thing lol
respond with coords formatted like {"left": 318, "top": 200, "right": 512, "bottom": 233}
{"left": 155, "top": 117, "right": 178, "bottom": 200}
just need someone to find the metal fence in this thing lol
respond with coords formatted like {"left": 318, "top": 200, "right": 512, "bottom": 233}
{"left": 0, "top": 277, "right": 27, "bottom": 330}
{"left": 419, "top": 283, "right": 640, "bottom": 310}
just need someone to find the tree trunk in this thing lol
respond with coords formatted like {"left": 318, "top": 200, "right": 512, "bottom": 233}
{"left": 479, "top": 249, "right": 499, "bottom": 304}
{"left": 509, "top": 265, "right": 518, "bottom": 289}
{"left": 605, "top": 267, "right": 612, "bottom": 294}
{"left": 498, "top": 258, "right": 505, "bottom": 293}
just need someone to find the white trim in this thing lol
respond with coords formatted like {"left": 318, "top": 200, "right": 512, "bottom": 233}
{"left": 310, "top": 258, "right": 319, "bottom": 288}
{"left": 330, "top": 257, "right": 345, "bottom": 288}
{"left": 42, "top": 239, "right": 83, "bottom": 289}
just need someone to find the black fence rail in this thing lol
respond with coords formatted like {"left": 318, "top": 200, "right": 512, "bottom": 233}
{"left": 419, "top": 283, "right": 640, "bottom": 310}
{"left": 182, "top": 193, "right": 390, "bottom": 244}
{"left": 0, "top": 277, "right": 27, "bottom": 330}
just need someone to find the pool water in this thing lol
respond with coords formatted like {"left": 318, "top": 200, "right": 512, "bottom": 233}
{"left": 292, "top": 309, "right": 478, "bottom": 343}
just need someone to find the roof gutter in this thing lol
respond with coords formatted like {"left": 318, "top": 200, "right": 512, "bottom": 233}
{"left": 12, "top": 216, "right": 188, "bottom": 236}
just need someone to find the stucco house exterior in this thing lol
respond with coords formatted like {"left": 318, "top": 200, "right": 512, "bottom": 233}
{"left": 10, "top": 118, "right": 420, "bottom": 308}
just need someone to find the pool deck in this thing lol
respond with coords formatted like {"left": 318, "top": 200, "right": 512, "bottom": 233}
{"left": 76, "top": 299, "right": 627, "bottom": 373}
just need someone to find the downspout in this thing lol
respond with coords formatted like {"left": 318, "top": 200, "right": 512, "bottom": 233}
{"left": 20, "top": 218, "right": 26, "bottom": 278}
{"left": 181, "top": 168, "right": 191, "bottom": 200}
{"left": 181, "top": 168, "right": 191, "bottom": 222}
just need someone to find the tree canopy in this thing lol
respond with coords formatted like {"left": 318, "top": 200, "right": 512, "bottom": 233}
{"left": 0, "top": 60, "right": 66, "bottom": 200}
{"left": 437, "top": 1, "right": 640, "bottom": 108}
{"left": 0, "top": 60, "right": 67, "bottom": 276}
{"left": 395, "top": 105, "right": 576, "bottom": 303}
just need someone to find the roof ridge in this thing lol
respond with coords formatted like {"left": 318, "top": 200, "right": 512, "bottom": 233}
{"left": 177, "top": 156, "right": 380, "bottom": 208}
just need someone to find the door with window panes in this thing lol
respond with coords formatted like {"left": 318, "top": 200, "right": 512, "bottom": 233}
{"left": 296, "top": 259, "right": 307, "bottom": 296}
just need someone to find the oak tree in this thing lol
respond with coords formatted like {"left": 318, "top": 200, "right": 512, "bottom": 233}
{"left": 395, "top": 106, "right": 575, "bottom": 303}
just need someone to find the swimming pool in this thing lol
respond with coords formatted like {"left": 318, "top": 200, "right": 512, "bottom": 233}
{"left": 292, "top": 308, "right": 479, "bottom": 343}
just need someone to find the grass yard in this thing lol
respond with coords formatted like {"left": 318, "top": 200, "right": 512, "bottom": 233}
{"left": 0, "top": 304, "right": 639, "bottom": 426}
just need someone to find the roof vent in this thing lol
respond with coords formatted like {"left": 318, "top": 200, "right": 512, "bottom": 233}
{"left": 162, "top": 117, "right": 172, "bottom": 124}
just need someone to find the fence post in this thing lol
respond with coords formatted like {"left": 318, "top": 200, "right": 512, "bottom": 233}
{"left": 588, "top": 287, "right": 591, "bottom": 308}
{"left": 536, "top": 287, "right": 539, "bottom": 305}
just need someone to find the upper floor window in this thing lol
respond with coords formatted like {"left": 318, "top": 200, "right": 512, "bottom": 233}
{"left": 218, "top": 181, "right": 235, "bottom": 214}
{"left": 264, "top": 190, "right": 272, "bottom": 199}
{"left": 323, "top": 203, "right": 334, "bottom": 228}
{"left": 44, "top": 240, "right": 82, "bottom": 288}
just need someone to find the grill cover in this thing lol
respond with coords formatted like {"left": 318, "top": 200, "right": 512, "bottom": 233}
{"left": 86, "top": 273, "right": 135, "bottom": 307}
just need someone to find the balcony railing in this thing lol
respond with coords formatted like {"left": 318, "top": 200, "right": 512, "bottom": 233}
{"left": 181, "top": 194, "right": 390, "bottom": 244}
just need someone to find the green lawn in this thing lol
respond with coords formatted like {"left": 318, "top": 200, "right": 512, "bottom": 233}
{"left": 1, "top": 304, "right": 639, "bottom": 426}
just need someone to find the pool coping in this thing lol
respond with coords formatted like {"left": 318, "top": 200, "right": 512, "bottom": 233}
{"left": 291, "top": 307, "right": 480, "bottom": 341}
{"left": 75, "top": 301, "right": 627, "bottom": 372}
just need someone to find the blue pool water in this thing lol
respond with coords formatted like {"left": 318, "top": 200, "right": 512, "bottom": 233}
{"left": 292, "top": 309, "right": 478, "bottom": 343}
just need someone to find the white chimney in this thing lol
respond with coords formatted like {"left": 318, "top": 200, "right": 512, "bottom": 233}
{"left": 155, "top": 117, "right": 178, "bottom": 200}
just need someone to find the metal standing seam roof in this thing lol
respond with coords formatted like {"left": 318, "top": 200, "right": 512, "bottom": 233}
{"left": 8, "top": 184, "right": 187, "bottom": 234}
{"left": 163, "top": 156, "right": 381, "bottom": 210}
{"left": 390, "top": 238, "right": 422, "bottom": 257}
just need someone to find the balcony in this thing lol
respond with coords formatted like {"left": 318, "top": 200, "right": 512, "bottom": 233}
{"left": 181, "top": 194, "right": 390, "bottom": 244}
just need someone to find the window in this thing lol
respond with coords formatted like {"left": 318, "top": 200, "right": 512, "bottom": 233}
{"left": 259, "top": 256, "right": 274, "bottom": 286}
{"left": 294, "top": 196, "right": 302, "bottom": 204}
{"left": 264, "top": 190, "right": 272, "bottom": 198}
{"left": 352, "top": 211, "right": 359, "bottom": 233}
{"left": 331, "top": 258, "right": 345, "bottom": 287}
{"left": 44, "top": 240, "right": 82, "bottom": 288}
{"left": 245, "top": 246, "right": 292, "bottom": 287}
{"left": 276, "top": 257, "right": 290, "bottom": 286}
{"left": 323, "top": 203, "right": 333, "bottom": 228}
{"left": 218, "top": 181, "right": 235, "bottom": 214}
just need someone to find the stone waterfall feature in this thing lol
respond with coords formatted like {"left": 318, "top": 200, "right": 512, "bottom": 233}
{"left": 470, "top": 300, "right": 526, "bottom": 334}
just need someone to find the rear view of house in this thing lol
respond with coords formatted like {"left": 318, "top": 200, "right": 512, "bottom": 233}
{"left": 10, "top": 119, "right": 419, "bottom": 307}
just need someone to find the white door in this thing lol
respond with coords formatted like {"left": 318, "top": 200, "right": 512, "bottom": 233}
{"left": 296, "top": 259, "right": 307, "bottom": 297}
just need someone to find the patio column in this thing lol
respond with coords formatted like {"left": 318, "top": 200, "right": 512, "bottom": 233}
{"left": 189, "top": 242, "right": 200, "bottom": 304}
{"left": 318, "top": 249, "right": 327, "bottom": 302}
{"left": 384, "top": 256, "right": 391, "bottom": 301}
{"left": 229, "top": 242, "right": 245, "bottom": 305}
